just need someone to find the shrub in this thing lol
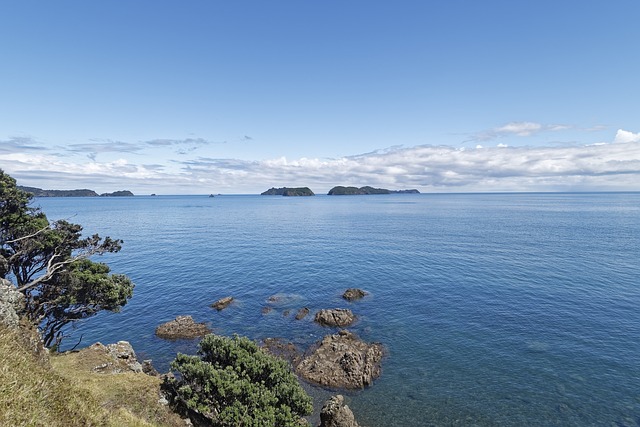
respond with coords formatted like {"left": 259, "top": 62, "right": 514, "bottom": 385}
{"left": 166, "top": 334, "right": 312, "bottom": 427}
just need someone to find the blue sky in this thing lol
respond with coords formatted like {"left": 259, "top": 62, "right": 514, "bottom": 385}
{"left": 1, "top": 1, "right": 639, "bottom": 194}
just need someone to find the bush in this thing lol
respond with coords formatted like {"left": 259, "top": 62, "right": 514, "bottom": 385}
{"left": 166, "top": 334, "right": 313, "bottom": 427}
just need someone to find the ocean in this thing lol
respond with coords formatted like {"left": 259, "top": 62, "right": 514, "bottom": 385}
{"left": 36, "top": 193, "right": 640, "bottom": 426}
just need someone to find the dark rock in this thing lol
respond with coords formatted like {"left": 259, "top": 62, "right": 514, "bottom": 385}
{"left": 262, "top": 338, "right": 302, "bottom": 365}
{"left": 319, "top": 395, "right": 361, "bottom": 427}
{"left": 315, "top": 309, "right": 356, "bottom": 327}
{"left": 142, "top": 359, "right": 159, "bottom": 376}
{"left": 295, "top": 307, "right": 310, "bottom": 320}
{"left": 342, "top": 289, "right": 367, "bottom": 301}
{"left": 155, "top": 315, "right": 210, "bottom": 340}
{"left": 211, "top": 296, "right": 233, "bottom": 311}
{"left": 296, "top": 330, "right": 383, "bottom": 389}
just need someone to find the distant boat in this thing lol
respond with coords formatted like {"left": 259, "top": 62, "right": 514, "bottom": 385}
{"left": 209, "top": 194, "right": 215, "bottom": 198}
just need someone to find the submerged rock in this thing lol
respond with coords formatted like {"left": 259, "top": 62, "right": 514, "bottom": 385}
{"left": 295, "top": 307, "right": 310, "bottom": 320}
{"left": 319, "top": 395, "right": 362, "bottom": 427}
{"left": 262, "top": 337, "right": 302, "bottom": 365}
{"left": 296, "top": 330, "right": 383, "bottom": 389}
{"left": 155, "top": 315, "right": 210, "bottom": 340}
{"left": 211, "top": 296, "right": 233, "bottom": 311}
{"left": 315, "top": 309, "right": 356, "bottom": 327}
{"left": 342, "top": 289, "right": 367, "bottom": 301}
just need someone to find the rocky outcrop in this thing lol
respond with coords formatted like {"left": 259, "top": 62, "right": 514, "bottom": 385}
{"left": 319, "top": 395, "right": 362, "bottom": 427}
{"left": 296, "top": 330, "right": 383, "bottom": 389}
{"left": 315, "top": 309, "right": 356, "bottom": 327}
{"left": 295, "top": 307, "right": 310, "bottom": 320}
{"left": 87, "top": 341, "right": 146, "bottom": 374}
{"left": 261, "top": 338, "right": 302, "bottom": 366}
{"left": 342, "top": 289, "right": 367, "bottom": 301}
{"left": 0, "top": 278, "right": 24, "bottom": 330}
{"left": 155, "top": 315, "right": 210, "bottom": 339}
{"left": 211, "top": 296, "right": 233, "bottom": 310}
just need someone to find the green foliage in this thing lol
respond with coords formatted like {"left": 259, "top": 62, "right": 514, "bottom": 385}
{"left": 0, "top": 169, "right": 134, "bottom": 348}
{"left": 37, "top": 259, "right": 134, "bottom": 347}
{"left": 167, "top": 335, "right": 313, "bottom": 427}
{"left": 327, "top": 185, "right": 391, "bottom": 195}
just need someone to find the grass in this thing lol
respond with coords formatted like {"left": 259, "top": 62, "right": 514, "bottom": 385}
{"left": 0, "top": 324, "right": 184, "bottom": 427}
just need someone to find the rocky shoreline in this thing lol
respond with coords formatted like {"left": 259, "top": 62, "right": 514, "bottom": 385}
{"left": 2, "top": 279, "right": 377, "bottom": 426}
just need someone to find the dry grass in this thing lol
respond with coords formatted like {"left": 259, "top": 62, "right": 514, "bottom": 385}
{"left": 0, "top": 325, "right": 107, "bottom": 426}
{"left": 51, "top": 348, "right": 184, "bottom": 427}
{"left": 0, "top": 325, "right": 184, "bottom": 427}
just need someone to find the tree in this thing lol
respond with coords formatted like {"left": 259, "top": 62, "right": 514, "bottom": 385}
{"left": 0, "top": 169, "right": 134, "bottom": 347}
{"left": 166, "top": 334, "right": 313, "bottom": 427}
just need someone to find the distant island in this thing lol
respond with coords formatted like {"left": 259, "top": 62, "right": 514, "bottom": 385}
{"left": 18, "top": 186, "right": 134, "bottom": 197}
{"left": 100, "top": 190, "right": 134, "bottom": 197}
{"left": 328, "top": 186, "right": 420, "bottom": 195}
{"left": 261, "top": 187, "right": 315, "bottom": 196}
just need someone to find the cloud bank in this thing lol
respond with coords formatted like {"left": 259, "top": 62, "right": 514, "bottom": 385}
{"left": 1, "top": 130, "right": 639, "bottom": 194}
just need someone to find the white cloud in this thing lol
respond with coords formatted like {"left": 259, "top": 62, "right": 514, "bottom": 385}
{"left": 472, "top": 121, "right": 574, "bottom": 141}
{"left": 613, "top": 129, "right": 640, "bottom": 144}
{"left": 2, "top": 130, "right": 640, "bottom": 194}
{"left": 495, "top": 121, "right": 543, "bottom": 136}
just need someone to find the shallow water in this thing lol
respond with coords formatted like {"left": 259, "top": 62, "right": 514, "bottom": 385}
{"left": 37, "top": 193, "right": 640, "bottom": 426}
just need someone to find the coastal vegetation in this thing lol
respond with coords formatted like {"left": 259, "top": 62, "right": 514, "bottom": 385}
{"left": 1, "top": 170, "right": 134, "bottom": 348}
{"left": 165, "top": 334, "right": 313, "bottom": 426}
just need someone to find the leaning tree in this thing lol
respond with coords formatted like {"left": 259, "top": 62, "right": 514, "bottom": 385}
{"left": 0, "top": 170, "right": 134, "bottom": 347}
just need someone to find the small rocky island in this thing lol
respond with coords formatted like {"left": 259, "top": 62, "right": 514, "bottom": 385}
{"left": 261, "top": 187, "right": 315, "bottom": 196}
{"left": 17, "top": 186, "right": 134, "bottom": 197}
{"left": 100, "top": 190, "right": 134, "bottom": 197}
{"left": 328, "top": 185, "right": 420, "bottom": 195}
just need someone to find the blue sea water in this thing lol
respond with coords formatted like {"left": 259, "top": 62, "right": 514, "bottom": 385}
{"left": 36, "top": 193, "right": 640, "bottom": 426}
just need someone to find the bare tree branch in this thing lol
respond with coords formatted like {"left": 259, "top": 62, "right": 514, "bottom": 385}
{"left": 3, "top": 224, "right": 51, "bottom": 244}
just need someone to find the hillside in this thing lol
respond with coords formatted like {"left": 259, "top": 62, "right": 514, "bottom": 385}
{"left": 17, "top": 186, "right": 99, "bottom": 197}
{"left": 328, "top": 186, "right": 419, "bottom": 195}
{"left": 17, "top": 186, "right": 134, "bottom": 197}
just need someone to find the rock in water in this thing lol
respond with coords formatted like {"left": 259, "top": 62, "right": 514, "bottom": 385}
{"left": 155, "top": 315, "right": 210, "bottom": 339}
{"left": 295, "top": 307, "right": 310, "bottom": 320}
{"left": 319, "top": 395, "right": 362, "bottom": 427}
{"left": 342, "top": 288, "right": 367, "bottom": 301}
{"left": 315, "top": 309, "right": 356, "bottom": 327}
{"left": 211, "top": 296, "right": 233, "bottom": 310}
{"left": 297, "top": 330, "right": 383, "bottom": 389}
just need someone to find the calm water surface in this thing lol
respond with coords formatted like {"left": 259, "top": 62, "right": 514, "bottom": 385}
{"left": 37, "top": 193, "right": 640, "bottom": 426}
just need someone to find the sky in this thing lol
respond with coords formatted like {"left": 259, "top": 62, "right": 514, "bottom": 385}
{"left": 1, "top": 1, "right": 640, "bottom": 194}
